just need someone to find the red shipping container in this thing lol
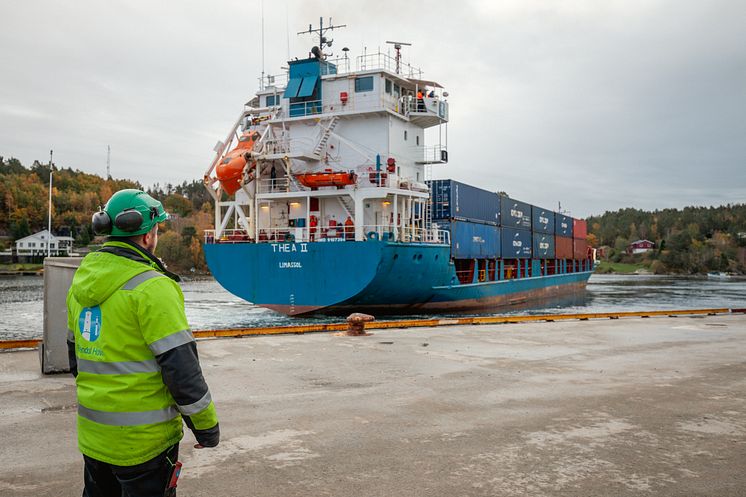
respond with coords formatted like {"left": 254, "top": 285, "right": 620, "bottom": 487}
{"left": 555, "top": 235, "right": 573, "bottom": 259}
{"left": 573, "top": 238, "right": 588, "bottom": 260}
{"left": 573, "top": 219, "right": 587, "bottom": 240}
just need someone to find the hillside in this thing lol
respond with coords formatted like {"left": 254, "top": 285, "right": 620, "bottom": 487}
{"left": 0, "top": 156, "right": 212, "bottom": 272}
{"left": 587, "top": 206, "right": 746, "bottom": 274}
{"left": 3, "top": 155, "right": 745, "bottom": 276}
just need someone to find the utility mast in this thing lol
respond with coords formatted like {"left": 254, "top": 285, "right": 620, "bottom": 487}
{"left": 106, "top": 145, "right": 111, "bottom": 179}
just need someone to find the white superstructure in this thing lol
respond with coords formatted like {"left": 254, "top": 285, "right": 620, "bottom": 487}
{"left": 204, "top": 20, "right": 450, "bottom": 246}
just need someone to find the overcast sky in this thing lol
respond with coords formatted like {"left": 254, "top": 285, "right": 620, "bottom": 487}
{"left": 1, "top": 0, "right": 744, "bottom": 217}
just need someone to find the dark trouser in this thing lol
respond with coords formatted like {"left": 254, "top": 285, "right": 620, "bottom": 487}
{"left": 83, "top": 444, "right": 178, "bottom": 497}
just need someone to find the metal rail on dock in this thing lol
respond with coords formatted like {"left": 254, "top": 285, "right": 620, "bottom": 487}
{"left": 2, "top": 308, "right": 743, "bottom": 351}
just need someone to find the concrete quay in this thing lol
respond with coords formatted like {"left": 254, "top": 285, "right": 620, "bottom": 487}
{"left": 1, "top": 313, "right": 745, "bottom": 497}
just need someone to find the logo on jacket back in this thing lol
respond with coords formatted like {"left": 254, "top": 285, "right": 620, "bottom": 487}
{"left": 78, "top": 306, "right": 102, "bottom": 342}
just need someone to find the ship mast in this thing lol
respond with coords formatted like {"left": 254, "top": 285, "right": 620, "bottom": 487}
{"left": 297, "top": 17, "right": 346, "bottom": 57}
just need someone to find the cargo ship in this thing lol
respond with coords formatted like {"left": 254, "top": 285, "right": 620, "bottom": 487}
{"left": 202, "top": 20, "right": 593, "bottom": 316}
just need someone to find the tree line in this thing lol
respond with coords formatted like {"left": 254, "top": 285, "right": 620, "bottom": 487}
{"left": 0, "top": 156, "right": 212, "bottom": 272}
{"left": 4, "top": 155, "right": 744, "bottom": 275}
{"left": 587, "top": 205, "right": 746, "bottom": 274}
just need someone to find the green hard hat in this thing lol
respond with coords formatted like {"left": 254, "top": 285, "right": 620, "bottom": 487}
{"left": 93, "top": 189, "right": 169, "bottom": 237}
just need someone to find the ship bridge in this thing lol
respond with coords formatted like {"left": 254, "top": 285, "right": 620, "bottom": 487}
{"left": 258, "top": 52, "right": 449, "bottom": 131}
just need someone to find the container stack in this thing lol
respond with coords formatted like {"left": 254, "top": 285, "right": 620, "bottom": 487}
{"left": 428, "top": 179, "right": 591, "bottom": 280}
{"left": 429, "top": 180, "right": 501, "bottom": 260}
{"left": 531, "top": 205, "right": 555, "bottom": 260}
{"left": 500, "top": 197, "right": 532, "bottom": 258}
{"left": 573, "top": 219, "right": 588, "bottom": 260}
{"left": 554, "top": 213, "right": 574, "bottom": 262}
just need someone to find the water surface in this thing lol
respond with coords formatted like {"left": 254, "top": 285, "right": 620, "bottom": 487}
{"left": 1, "top": 274, "right": 743, "bottom": 340}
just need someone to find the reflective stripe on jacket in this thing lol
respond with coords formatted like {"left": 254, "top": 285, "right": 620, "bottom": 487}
{"left": 67, "top": 240, "right": 218, "bottom": 466}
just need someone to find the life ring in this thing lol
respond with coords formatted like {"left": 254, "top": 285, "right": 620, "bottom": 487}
{"left": 367, "top": 231, "right": 379, "bottom": 241}
{"left": 284, "top": 233, "right": 295, "bottom": 243}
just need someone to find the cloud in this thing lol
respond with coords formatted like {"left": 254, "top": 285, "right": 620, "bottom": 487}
{"left": 0, "top": 0, "right": 743, "bottom": 217}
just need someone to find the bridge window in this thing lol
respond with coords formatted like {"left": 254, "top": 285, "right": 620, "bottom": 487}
{"left": 355, "top": 76, "right": 374, "bottom": 93}
{"left": 385, "top": 79, "right": 392, "bottom": 94}
{"left": 266, "top": 95, "right": 279, "bottom": 106}
{"left": 404, "top": 130, "right": 408, "bottom": 141}
{"left": 416, "top": 135, "right": 419, "bottom": 146}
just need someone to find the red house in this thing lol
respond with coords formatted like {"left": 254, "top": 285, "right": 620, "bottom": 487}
{"left": 627, "top": 239, "right": 655, "bottom": 255}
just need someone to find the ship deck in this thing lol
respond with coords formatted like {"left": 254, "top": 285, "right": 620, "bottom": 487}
{"left": 2, "top": 313, "right": 746, "bottom": 496}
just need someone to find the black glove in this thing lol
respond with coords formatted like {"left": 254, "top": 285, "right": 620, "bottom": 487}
{"left": 184, "top": 416, "right": 220, "bottom": 447}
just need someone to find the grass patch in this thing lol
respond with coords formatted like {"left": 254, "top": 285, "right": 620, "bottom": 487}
{"left": 0, "top": 263, "right": 44, "bottom": 272}
{"left": 595, "top": 261, "right": 649, "bottom": 274}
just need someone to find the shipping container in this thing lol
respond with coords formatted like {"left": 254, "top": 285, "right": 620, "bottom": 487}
{"left": 555, "top": 214, "right": 573, "bottom": 237}
{"left": 555, "top": 235, "right": 573, "bottom": 259}
{"left": 573, "top": 219, "right": 587, "bottom": 240}
{"left": 500, "top": 196, "right": 532, "bottom": 229}
{"left": 532, "top": 233, "right": 556, "bottom": 259}
{"left": 531, "top": 206, "right": 555, "bottom": 234}
{"left": 500, "top": 227, "right": 532, "bottom": 259}
{"left": 429, "top": 179, "right": 500, "bottom": 225}
{"left": 441, "top": 220, "right": 501, "bottom": 259}
{"left": 573, "top": 238, "right": 588, "bottom": 260}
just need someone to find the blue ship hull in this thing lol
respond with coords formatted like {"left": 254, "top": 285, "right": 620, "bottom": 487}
{"left": 204, "top": 240, "right": 593, "bottom": 316}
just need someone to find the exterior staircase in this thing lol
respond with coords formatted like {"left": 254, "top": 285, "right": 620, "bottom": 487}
{"left": 312, "top": 116, "right": 340, "bottom": 157}
{"left": 337, "top": 195, "right": 354, "bottom": 218}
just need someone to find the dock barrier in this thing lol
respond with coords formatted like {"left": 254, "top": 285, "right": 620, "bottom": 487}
{"left": 1, "top": 307, "right": 744, "bottom": 351}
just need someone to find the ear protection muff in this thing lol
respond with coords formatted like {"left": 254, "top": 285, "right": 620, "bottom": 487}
{"left": 92, "top": 207, "right": 158, "bottom": 235}
{"left": 114, "top": 208, "right": 144, "bottom": 233}
{"left": 92, "top": 208, "right": 112, "bottom": 235}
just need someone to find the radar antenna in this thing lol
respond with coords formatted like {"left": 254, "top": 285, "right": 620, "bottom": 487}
{"left": 385, "top": 40, "right": 412, "bottom": 74}
{"left": 297, "top": 17, "right": 346, "bottom": 59}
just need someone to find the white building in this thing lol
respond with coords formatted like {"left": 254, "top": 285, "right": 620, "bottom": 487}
{"left": 15, "top": 230, "right": 75, "bottom": 257}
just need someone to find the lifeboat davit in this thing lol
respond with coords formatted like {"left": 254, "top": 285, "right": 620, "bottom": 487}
{"left": 295, "top": 171, "right": 358, "bottom": 189}
{"left": 216, "top": 131, "right": 260, "bottom": 195}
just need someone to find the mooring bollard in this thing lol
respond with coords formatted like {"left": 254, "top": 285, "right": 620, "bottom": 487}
{"left": 345, "top": 313, "right": 375, "bottom": 336}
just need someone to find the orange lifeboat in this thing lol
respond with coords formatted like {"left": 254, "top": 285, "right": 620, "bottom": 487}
{"left": 295, "top": 171, "right": 357, "bottom": 189}
{"left": 216, "top": 131, "right": 260, "bottom": 195}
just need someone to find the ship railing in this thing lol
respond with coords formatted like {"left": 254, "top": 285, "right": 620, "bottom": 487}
{"left": 258, "top": 72, "right": 289, "bottom": 91}
{"left": 353, "top": 52, "right": 423, "bottom": 79}
{"left": 204, "top": 225, "right": 450, "bottom": 245}
{"left": 419, "top": 145, "right": 448, "bottom": 164}
{"left": 203, "top": 229, "right": 252, "bottom": 244}
{"left": 253, "top": 226, "right": 354, "bottom": 243}
{"left": 256, "top": 178, "right": 292, "bottom": 193}
{"left": 361, "top": 169, "right": 393, "bottom": 188}
{"left": 363, "top": 225, "right": 450, "bottom": 244}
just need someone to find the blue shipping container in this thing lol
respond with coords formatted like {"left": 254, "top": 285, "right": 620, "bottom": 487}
{"left": 500, "top": 227, "right": 532, "bottom": 258}
{"left": 531, "top": 206, "right": 555, "bottom": 234}
{"left": 555, "top": 214, "right": 573, "bottom": 237}
{"left": 532, "top": 232, "right": 556, "bottom": 259}
{"left": 429, "top": 179, "right": 500, "bottom": 225}
{"left": 500, "top": 197, "right": 532, "bottom": 229}
{"left": 441, "top": 221, "right": 501, "bottom": 259}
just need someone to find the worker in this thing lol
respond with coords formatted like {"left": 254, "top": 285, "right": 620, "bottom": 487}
{"left": 309, "top": 215, "right": 318, "bottom": 242}
{"left": 416, "top": 89, "right": 424, "bottom": 111}
{"left": 270, "top": 164, "right": 277, "bottom": 191}
{"left": 67, "top": 189, "right": 219, "bottom": 497}
{"left": 344, "top": 215, "right": 355, "bottom": 241}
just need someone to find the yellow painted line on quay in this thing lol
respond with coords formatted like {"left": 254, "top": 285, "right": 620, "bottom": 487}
{"left": 1, "top": 308, "right": 742, "bottom": 351}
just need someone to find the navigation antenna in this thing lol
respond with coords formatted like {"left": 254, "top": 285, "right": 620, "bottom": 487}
{"left": 297, "top": 17, "right": 346, "bottom": 59}
{"left": 106, "top": 145, "right": 111, "bottom": 179}
{"left": 385, "top": 40, "right": 412, "bottom": 74}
